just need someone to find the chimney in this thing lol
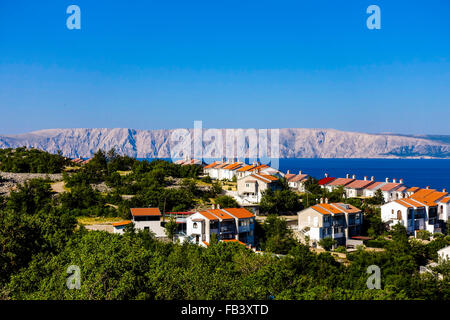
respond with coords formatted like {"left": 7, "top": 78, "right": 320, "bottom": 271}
{"left": 299, "top": 170, "right": 302, "bottom": 175}
{"left": 385, "top": 177, "right": 389, "bottom": 183}
{"left": 399, "top": 179, "right": 404, "bottom": 184}
{"left": 364, "top": 176, "right": 367, "bottom": 181}
{"left": 325, "top": 173, "right": 329, "bottom": 178}
{"left": 287, "top": 170, "right": 290, "bottom": 174}
{"left": 217, "top": 203, "right": 220, "bottom": 209}
{"left": 325, "top": 198, "right": 329, "bottom": 204}
{"left": 211, "top": 204, "right": 216, "bottom": 209}
{"left": 371, "top": 176, "right": 375, "bottom": 181}
{"left": 443, "top": 188, "right": 447, "bottom": 192}
{"left": 426, "top": 186, "right": 430, "bottom": 189}
{"left": 320, "top": 198, "right": 324, "bottom": 204}
{"left": 393, "top": 179, "right": 397, "bottom": 183}
{"left": 346, "top": 174, "right": 350, "bottom": 179}
{"left": 352, "top": 174, "right": 356, "bottom": 179}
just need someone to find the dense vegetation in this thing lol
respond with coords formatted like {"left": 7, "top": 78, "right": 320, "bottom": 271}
{"left": 0, "top": 148, "right": 449, "bottom": 300}
{"left": 0, "top": 147, "right": 70, "bottom": 173}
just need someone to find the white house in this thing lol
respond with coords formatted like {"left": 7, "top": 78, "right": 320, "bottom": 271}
{"left": 186, "top": 207, "right": 255, "bottom": 246}
{"left": 344, "top": 177, "right": 376, "bottom": 198}
{"left": 237, "top": 173, "right": 279, "bottom": 204}
{"left": 297, "top": 202, "right": 363, "bottom": 248}
{"left": 130, "top": 207, "right": 166, "bottom": 237}
{"left": 285, "top": 170, "right": 309, "bottom": 192}
{"left": 381, "top": 199, "right": 426, "bottom": 234}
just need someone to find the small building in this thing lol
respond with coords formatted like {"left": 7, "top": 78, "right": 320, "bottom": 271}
{"left": 297, "top": 202, "right": 363, "bottom": 248}
{"left": 285, "top": 170, "right": 309, "bottom": 192}
{"left": 186, "top": 207, "right": 256, "bottom": 246}
{"left": 344, "top": 176, "right": 376, "bottom": 198}
{"left": 130, "top": 207, "right": 166, "bottom": 237}
{"left": 112, "top": 220, "right": 132, "bottom": 234}
{"left": 237, "top": 173, "right": 279, "bottom": 204}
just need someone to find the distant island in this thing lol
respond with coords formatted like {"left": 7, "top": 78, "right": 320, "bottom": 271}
{"left": 0, "top": 128, "right": 449, "bottom": 159}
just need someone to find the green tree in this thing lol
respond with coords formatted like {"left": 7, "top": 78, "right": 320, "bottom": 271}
{"left": 214, "top": 195, "right": 239, "bottom": 208}
{"left": 164, "top": 217, "right": 178, "bottom": 241}
{"left": 318, "top": 238, "right": 336, "bottom": 251}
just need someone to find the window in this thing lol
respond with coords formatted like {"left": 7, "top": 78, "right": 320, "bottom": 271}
{"left": 397, "top": 210, "right": 402, "bottom": 220}
{"left": 193, "top": 222, "right": 198, "bottom": 229}
{"left": 245, "top": 183, "right": 250, "bottom": 188}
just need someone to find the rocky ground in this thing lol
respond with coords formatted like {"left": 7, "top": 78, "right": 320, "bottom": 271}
{"left": 0, "top": 171, "right": 63, "bottom": 196}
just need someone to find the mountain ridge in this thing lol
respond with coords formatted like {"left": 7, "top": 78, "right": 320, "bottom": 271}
{"left": 0, "top": 128, "right": 449, "bottom": 159}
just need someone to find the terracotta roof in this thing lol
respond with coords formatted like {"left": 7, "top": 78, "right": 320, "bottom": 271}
{"left": 197, "top": 211, "right": 220, "bottom": 221}
{"left": 285, "top": 173, "right": 296, "bottom": 181}
{"left": 223, "top": 162, "right": 243, "bottom": 170}
{"left": 130, "top": 208, "right": 161, "bottom": 216}
{"left": 207, "top": 209, "right": 235, "bottom": 220}
{"left": 310, "top": 202, "right": 360, "bottom": 215}
{"left": 396, "top": 186, "right": 408, "bottom": 192}
{"left": 379, "top": 183, "right": 402, "bottom": 192}
{"left": 203, "top": 161, "right": 222, "bottom": 169}
{"left": 407, "top": 187, "right": 421, "bottom": 193}
{"left": 327, "top": 178, "right": 355, "bottom": 187}
{"left": 400, "top": 198, "right": 425, "bottom": 208}
{"left": 202, "top": 241, "right": 210, "bottom": 246}
{"left": 248, "top": 174, "right": 278, "bottom": 183}
{"left": 365, "top": 181, "right": 383, "bottom": 190}
{"left": 223, "top": 208, "right": 255, "bottom": 219}
{"left": 290, "top": 174, "right": 309, "bottom": 182}
{"left": 395, "top": 199, "right": 414, "bottom": 208}
{"left": 237, "top": 164, "right": 256, "bottom": 172}
{"left": 345, "top": 180, "right": 375, "bottom": 189}
{"left": 112, "top": 220, "right": 132, "bottom": 227}
{"left": 409, "top": 197, "right": 437, "bottom": 207}
{"left": 318, "top": 177, "right": 335, "bottom": 185}
{"left": 411, "top": 189, "right": 436, "bottom": 198}
{"left": 331, "top": 203, "right": 360, "bottom": 213}
{"left": 419, "top": 191, "right": 448, "bottom": 202}
{"left": 215, "top": 162, "right": 231, "bottom": 169}
{"left": 440, "top": 197, "right": 450, "bottom": 204}
{"left": 250, "top": 164, "right": 270, "bottom": 172}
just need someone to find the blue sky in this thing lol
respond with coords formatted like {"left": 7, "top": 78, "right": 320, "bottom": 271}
{"left": 0, "top": 0, "right": 449, "bottom": 135}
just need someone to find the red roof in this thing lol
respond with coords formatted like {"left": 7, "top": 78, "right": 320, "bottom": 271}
{"left": 223, "top": 208, "right": 255, "bottom": 219}
{"left": 379, "top": 183, "right": 402, "bottom": 192}
{"left": 112, "top": 220, "right": 132, "bottom": 227}
{"left": 318, "top": 177, "right": 336, "bottom": 185}
{"left": 130, "top": 208, "right": 161, "bottom": 216}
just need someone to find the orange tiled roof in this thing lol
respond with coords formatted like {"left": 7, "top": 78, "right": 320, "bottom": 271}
{"left": 223, "top": 208, "right": 255, "bottom": 219}
{"left": 197, "top": 210, "right": 220, "bottom": 221}
{"left": 290, "top": 174, "right": 309, "bottom": 182}
{"left": 222, "top": 239, "right": 247, "bottom": 246}
{"left": 203, "top": 161, "right": 222, "bottom": 169}
{"left": 411, "top": 188, "right": 436, "bottom": 198}
{"left": 237, "top": 164, "right": 256, "bottom": 172}
{"left": 207, "top": 209, "right": 235, "bottom": 220}
{"left": 112, "top": 220, "right": 132, "bottom": 227}
{"left": 130, "top": 208, "right": 161, "bottom": 216}
{"left": 401, "top": 198, "right": 426, "bottom": 208}
{"left": 407, "top": 187, "right": 421, "bottom": 193}
{"left": 440, "top": 197, "right": 450, "bottom": 204}
{"left": 332, "top": 203, "right": 361, "bottom": 213}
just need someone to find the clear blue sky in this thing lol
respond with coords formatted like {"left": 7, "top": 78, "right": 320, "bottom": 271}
{"left": 1, "top": 0, "right": 449, "bottom": 135}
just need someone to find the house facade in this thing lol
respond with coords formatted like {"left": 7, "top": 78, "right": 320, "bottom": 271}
{"left": 297, "top": 202, "right": 363, "bottom": 248}
{"left": 237, "top": 173, "right": 279, "bottom": 203}
{"left": 185, "top": 207, "right": 255, "bottom": 246}
{"left": 130, "top": 207, "right": 166, "bottom": 237}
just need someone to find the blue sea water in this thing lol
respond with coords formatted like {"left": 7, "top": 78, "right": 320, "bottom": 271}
{"left": 278, "top": 159, "right": 450, "bottom": 191}
{"left": 143, "top": 158, "right": 450, "bottom": 191}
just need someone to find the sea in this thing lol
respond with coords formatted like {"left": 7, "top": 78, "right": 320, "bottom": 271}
{"left": 143, "top": 158, "right": 450, "bottom": 191}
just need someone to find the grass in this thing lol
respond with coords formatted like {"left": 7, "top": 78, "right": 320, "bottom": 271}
{"left": 77, "top": 216, "right": 123, "bottom": 225}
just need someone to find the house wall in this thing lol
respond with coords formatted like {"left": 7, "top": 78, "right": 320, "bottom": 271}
{"left": 133, "top": 218, "right": 166, "bottom": 237}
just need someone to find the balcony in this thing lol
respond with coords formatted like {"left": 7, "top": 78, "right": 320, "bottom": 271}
{"left": 238, "top": 225, "right": 251, "bottom": 233}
